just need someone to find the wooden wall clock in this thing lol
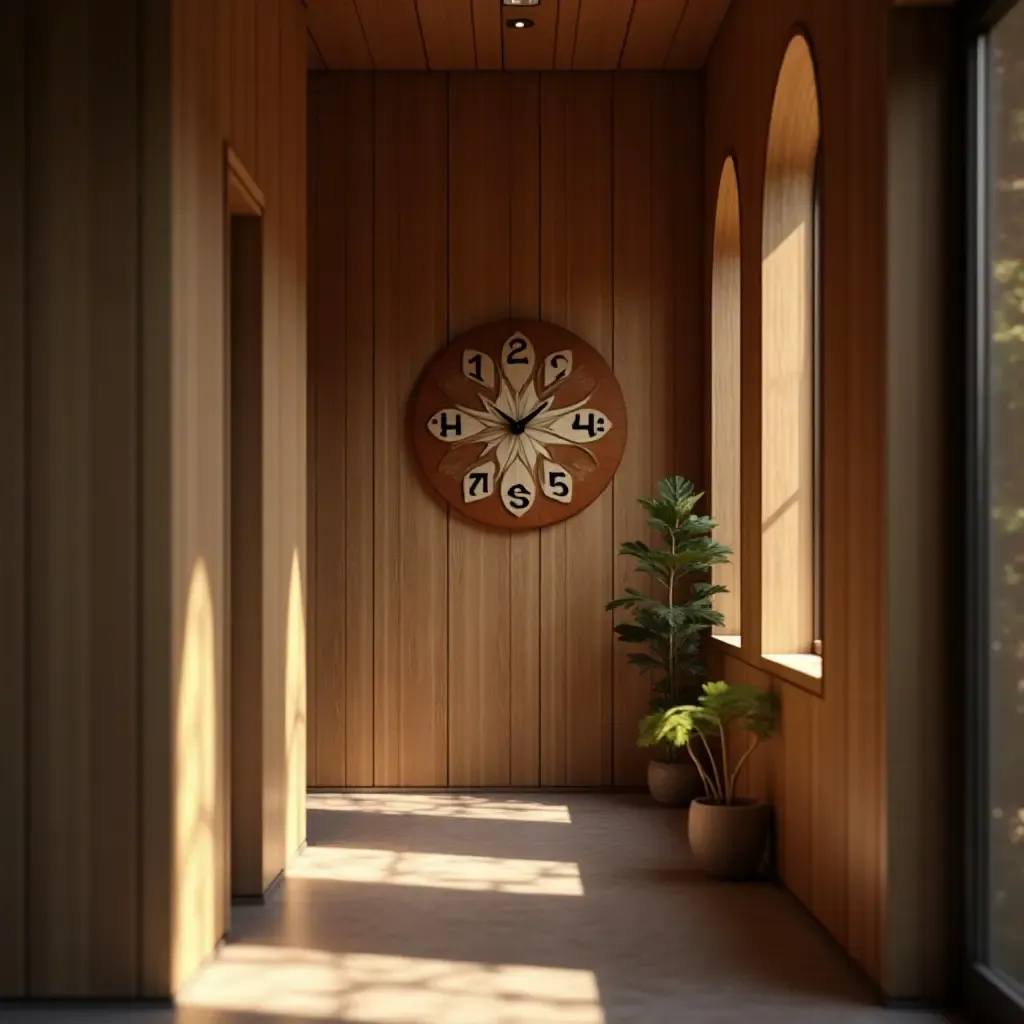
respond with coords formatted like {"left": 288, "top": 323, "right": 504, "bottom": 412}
{"left": 409, "top": 319, "right": 627, "bottom": 529}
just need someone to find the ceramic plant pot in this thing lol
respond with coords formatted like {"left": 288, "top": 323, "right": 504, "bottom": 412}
{"left": 647, "top": 758, "right": 704, "bottom": 807}
{"left": 687, "top": 797, "right": 771, "bottom": 879}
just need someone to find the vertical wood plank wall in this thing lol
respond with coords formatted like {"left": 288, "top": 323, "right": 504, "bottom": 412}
{"left": 0, "top": 0, "right": 308, "bottom": 1000}
{"left": 705, "top": 0, "right": 876, "bottom": 986}
{"left": 0, "top": 0, "right": 27, "bottom": 999}
{"left": 309, "top": 72, "right": 704, "bottom": 789}
{"left": 704, "top": 0, "right": 952, "bottom": 1000}
{"left": 164, "top": 0, "right": 307, "bottom": 995}
{"left": 0, "top": 0, "right": 147, "bottom": 997}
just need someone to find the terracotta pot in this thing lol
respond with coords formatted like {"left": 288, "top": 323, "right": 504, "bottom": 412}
{"left": 687, "top": 798, "right": 771, "bottom": 879}
{"left": 647, "top": 758, "right": 704, "bottom": 806}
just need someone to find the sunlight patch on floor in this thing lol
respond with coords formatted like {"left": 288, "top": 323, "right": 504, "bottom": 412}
{"left": 288, "top": 845, "right": 584, "bottom": 895}
{"left": 307, "top": 792, "right": 573, "bottom": 823}
{"left": 179, "top": 945, "right": 603, "bottom": 1023}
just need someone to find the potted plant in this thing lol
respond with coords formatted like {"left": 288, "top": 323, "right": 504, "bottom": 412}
{"left": 641, "top": 681, "right": 780, "bottom": 879}
{"left": 607, "top": 476, "right": 732, "bottom": 805}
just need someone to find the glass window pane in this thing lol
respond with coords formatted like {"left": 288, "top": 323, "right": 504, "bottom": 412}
{"left": 987, "top": 0, "right": 1024, "bottom": 991}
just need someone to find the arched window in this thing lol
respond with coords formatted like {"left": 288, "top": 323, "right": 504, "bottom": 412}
{"left": 711, "top": 157, "right": 741, "bottom": 639}
{"left": 761, "top": 34, "right": 822, "bottom": 667}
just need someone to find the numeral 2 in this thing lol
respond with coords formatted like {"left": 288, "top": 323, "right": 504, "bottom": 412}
{"left": 506, "top": 338, "right": 529, "bottom": 365}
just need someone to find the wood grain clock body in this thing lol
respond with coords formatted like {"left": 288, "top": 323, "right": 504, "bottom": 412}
{"left": 409, "top": 319, "right": 627, "bottom": 529}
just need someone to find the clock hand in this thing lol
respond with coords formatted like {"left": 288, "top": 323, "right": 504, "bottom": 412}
{"left": 494, "top": 407, "right": 521, "bottom": 431}
{"left": 517, "top": 400, "right": 552, "bottom": 432}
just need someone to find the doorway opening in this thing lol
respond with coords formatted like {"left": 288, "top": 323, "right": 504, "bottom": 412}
{"left": 225, "top": 150, "right": 266, "bottom": 902}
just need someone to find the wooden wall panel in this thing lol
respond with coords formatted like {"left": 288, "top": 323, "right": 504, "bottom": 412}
{"left": 448, "top": 75, "right": 514, "bottom": 786}
{"left": 166, "top": 0, "right": 308, "bottom": 993}
{"left": 507, "top": 78, "right": 543, "bottom": 788}
{"left": 706, "top": 0, "right": 953, "bottom": 1000}
{"left": 283, "top": 0, "right": 308, "bottom": 862}
{"left": 373, "top": 74, "right": 449, "bottom": 787}
{"left": 312, "top": 74, "right": 375, "bottom": 788}
{"left": 0, "top": 0, "right": 27, "bottom": 997}
{"left": 309, "top": 71, "right": 702, "bottom": 789}
{"left": 26, "top": 0, "right": 141, "bottom": 995}
{"left": 611, "top": 76, "right": 685, "bottom": 785}
{"left": 885, "top": 10, "right": 954, "bottom": 998}
{"left": 539, "top": 74, "right": 615, "bottom": 786}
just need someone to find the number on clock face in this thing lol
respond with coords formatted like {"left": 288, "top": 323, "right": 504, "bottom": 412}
{"left": 542, "top": 350, "right": 573, "bottom": 389}
{"left": 547, "top": 408, "right": 611, "bottom": 443}
{"left": 501, "top": 333, "right": 535, "bottom": 391}
{"left": 541, "top": 460, "right": 573, "bottom": 504}
{"left": 462, "top": 349, "right": 495, "bottom": 390}
{"left": 500, "top": 460, "right": 536, "bottom": 517}
{"left": 427, "top": 408, "right": 487, "bottom": 442}
{"left": 462, "top": 462, "right": 496, "bottom": 504}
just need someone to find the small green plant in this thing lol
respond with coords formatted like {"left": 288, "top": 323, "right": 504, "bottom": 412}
{"left": 606, "top": 477, "right": 732, "bottom": 750}
{"left": 639, "top": 682, "right": 780, "bottom": 805}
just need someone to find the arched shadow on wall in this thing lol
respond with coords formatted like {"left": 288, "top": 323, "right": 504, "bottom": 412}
{"left": 175, "top": 557, "right": 219, "bottom": 989}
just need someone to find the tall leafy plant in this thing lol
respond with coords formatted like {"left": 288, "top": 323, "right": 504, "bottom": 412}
{"left": 607, "top": 477, "right": 733, "bottom": 737}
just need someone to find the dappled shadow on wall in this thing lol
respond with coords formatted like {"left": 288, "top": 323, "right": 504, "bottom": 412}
{"left": 175, "top": 558, "right": 219, "bottom": 991}
{"left": 286, "top": 547, "right": 307, "bottom": 856}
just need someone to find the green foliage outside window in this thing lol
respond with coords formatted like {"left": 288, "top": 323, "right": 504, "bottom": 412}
{"left": 986, "top": 4, "right": 1024, "bottom": 987}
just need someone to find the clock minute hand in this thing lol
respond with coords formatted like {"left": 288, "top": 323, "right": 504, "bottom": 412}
{"left": 517, "top": 400, "right": 552, "bottom": 432}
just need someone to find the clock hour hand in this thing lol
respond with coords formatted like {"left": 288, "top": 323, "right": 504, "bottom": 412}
{"left": 494, "top": 407, "right": 524, "bottom": 434}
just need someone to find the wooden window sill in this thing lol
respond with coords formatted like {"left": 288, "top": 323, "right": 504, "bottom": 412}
{"left": 762, "top": 652, "right": 823, "bottom": 695}
{"left": 709, "top": 639, "right": 823, "bottom": 697}
{"left": 763, "top": 652, "right": 821, "bottom": 679}
{"left": 711, "top": 633, "right": 742, "bottom": 650}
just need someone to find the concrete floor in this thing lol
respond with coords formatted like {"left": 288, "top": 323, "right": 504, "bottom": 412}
{"left": 4, "top": 792, "right": 953, "bottom": 1023}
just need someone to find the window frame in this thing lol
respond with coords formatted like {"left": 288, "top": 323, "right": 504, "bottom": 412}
{"left": 811, "top": 145, "right": 824, "bottom": 657}
{"left": 965, "top": 1, "right": 1024, "bottom": 1020}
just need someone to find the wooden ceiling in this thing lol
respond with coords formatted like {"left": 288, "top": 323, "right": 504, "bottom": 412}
{"left": 307, "top": 0, "right": 732, "bottom": 71}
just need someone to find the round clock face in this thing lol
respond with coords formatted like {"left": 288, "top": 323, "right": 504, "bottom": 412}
{"left": 409, "top": 319, "right": 627, "bottom": 529}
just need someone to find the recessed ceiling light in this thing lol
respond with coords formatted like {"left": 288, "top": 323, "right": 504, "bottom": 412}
{"left": 503, "top": 0, "right": 540, "bottom": 6}
{"left": 506, "top": 17, "right": 534, "bottom": 29}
